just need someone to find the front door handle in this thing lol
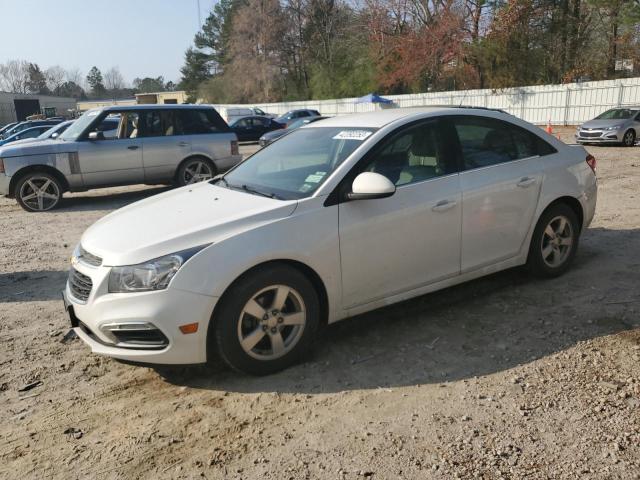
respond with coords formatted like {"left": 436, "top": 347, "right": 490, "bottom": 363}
{"left": 127, "top": 145, "right": 139, "bottom": 150}
{"left": 517, "top": 177, "right": 536, "bottom": 188}
{"left": 432, "top": 199, "right": 457, "bottom": 212}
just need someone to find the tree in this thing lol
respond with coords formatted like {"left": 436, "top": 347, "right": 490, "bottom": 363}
{"left": 86, "top": 66, "right": 106, "bottom": 97}
{"left": 26, "top": 63, "right": 50, "bottom": 94}
{"left": 0, "top": 59, "right": 29, "bottom": 93}
{"left": 57, "top": 81, "right": 87, "bottom": 100}
{"left": 104, "top": 67, "right": 125, "bottom": 91}
{"left": 45, "top": 66, "right": 66, "bottom": 95}
{"left": 133, "top": 76, "right": 166, "bottom": 92}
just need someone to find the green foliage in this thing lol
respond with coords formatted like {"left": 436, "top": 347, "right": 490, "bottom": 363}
{"left": 86, "top": 66, "right": 106, "bottom": 98}
{"left": 26, "top": 63, "right": 49, "bottom": 95}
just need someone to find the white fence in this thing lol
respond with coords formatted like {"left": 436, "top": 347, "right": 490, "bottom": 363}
{"left": 213, "top": 77, "right": 640, "bottom": 126}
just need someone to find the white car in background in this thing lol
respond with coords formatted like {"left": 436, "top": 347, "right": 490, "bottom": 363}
{"left": 63, "top": 107, "right": 597, "bottom": 375}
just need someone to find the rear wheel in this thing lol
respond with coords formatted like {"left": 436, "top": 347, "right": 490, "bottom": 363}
{"left": 622, "top": 129, "right": 636, "bottom": 147}
{"left": 15, "top": 172, "right": 63, "bottom": 212}
{"left": 526, "top": 204, "right": 579, "bottom": 278}
{"left": 176, "top": 157, "right": 216, "bottom": 186}
{"left": 212, "top": 265, "right": 320, "bottom": 375}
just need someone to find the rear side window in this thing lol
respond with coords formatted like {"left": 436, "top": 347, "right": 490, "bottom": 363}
{"left": 139, "top": 110, "right": 177, "bottom": 137}
{"left": 452, "top": 116, "right": 556, "bottom": 170}
{"left": 178, "top": 109, "right": 228, "bottom": 134}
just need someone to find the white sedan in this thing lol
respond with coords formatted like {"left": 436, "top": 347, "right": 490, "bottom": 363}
{"left": 63, "top": 107, "right": 597, "bottom": 375}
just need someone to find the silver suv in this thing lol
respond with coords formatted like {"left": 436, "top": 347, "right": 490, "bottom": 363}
{"left": 0, "top": 105, "right": 241, "bottom": 211}
{"left": 575, "top": 107, "right": 640, "bottom": 146}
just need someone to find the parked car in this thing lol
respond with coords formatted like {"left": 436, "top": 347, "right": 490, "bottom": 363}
{"left": 1, "top": 119, "right": 62, "bottom": 139}
{"left": 229, "top": 116, "right": 284, "bottom": 142}
{"left": 0, "top": 122, "right": 18, "bottom": 137}
{"left": 0, "top": 125, "right": 54, "bottom": 146}
{"left": 8, "top": 120, "right": 75, "bottom": 146}
{"left": 274, "top": 109, "right": 321, "bottom": 127}
{"left": 0, "top": 105, "right": 241, "bottom": 211}
{"left": 62, "top": 107, "right": 597, "bottom": 375}
{"left": 218, "top": 107, "right": 255, "bottom": 125}
{"left": 251, "top": 107, "right": 275, "bottom": 118}
{"left": 575, "top": 107, "right": 640, "bottom": 146}
{"left": 259, "top": 116, "right": 328, "bottom": 147}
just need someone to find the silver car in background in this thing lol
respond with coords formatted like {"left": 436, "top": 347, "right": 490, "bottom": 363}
{"left": 0, "top": 105, "right": 241, "bottom": 212}
{"left": 575, "top": 107, "right": 640, "bottom": 146}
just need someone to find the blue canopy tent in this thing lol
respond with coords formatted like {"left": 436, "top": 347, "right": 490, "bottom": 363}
{"left": 355, "top": 93, "right": 393, "bottom": 104}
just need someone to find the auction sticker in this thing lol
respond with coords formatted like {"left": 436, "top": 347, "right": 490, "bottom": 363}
{"left": 304, "top": 171, "right": 327, "bottom": 183}
{"left": 332, "top": 130, "right": 372, "bottom": 141}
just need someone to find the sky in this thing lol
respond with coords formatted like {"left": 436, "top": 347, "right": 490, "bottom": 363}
{"left": 0, "top": 0, "right": 210, "bottom": 85}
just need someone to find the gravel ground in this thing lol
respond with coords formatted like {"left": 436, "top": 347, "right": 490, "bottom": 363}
{"left": 0, "top": 130, "right": 639, "bottom": 479}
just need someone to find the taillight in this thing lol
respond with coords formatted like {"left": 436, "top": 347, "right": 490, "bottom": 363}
{"left": 231, "top": 140, "right": 239, "bottom": 156}
{"left": 0, "top": 158, "right": 4, "bottom": 174}
{"left": 586, "top": 154, "right": 596, "bottom": 174}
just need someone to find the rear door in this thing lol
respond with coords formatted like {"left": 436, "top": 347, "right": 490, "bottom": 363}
{"left": 76, "top": 111, "right": 144, "bottom": 187}
{"left": 451, "top": 115, "right": 547, "bottom": 272}
{"left": 181, "top": 108, "right": 235, "bottom": 169}
{"left": 139, "top": 109, "right": 190, "bottom": 182}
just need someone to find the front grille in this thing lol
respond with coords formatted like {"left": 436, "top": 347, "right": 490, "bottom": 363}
{"left": 78, "top": 246, "right": 102, "bottom": 267}
{"left": 580, "top": 130, "right": 602, "bottom": 138}
{"left": 69, "top": 268, "right": 93, "bottom": 302}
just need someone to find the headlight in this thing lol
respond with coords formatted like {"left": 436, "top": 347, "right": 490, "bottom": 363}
{"left": 108, "top": 245, "right": 208, "bottom": 293}
{"left": 604, "top": 125, "right": 620, "bottom": 131}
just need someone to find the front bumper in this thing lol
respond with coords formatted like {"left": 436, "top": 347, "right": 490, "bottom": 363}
{"left": 0, "top": 173, "right": 10, "bottom": 196}
{"left": 575, "top": 130, "right": 622, "bottom": 143}
{"left": 62, "top": 262, "right": 218, "bottom": 365}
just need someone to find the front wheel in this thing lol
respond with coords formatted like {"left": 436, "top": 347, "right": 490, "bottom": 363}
{"left": 176, "top": 157, "right": 216, "bottom": 186}
{"left": 15, "top": 172, "right": 63, "bottom": 212}
{"left": 212, "top": 265, "right": 320, "bottom": 375}
{"left": 622, "top": 129, "right": 636, "bottom": 147}
{"left": 526, "top": 204, "right": 579, "bottom": 278}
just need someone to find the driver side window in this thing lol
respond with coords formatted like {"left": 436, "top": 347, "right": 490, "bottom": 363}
{"left": 366, "top": 121, "right": 451, "bottom": 186}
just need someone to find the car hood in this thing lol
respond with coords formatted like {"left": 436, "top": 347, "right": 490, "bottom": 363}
{"left": 81, "top": 182, "right": 298, "bottom": 266}
{"left": 261, "top": 129, "right": 288, "bottom": 141}
{"left": 0, "top": 138, "right": 73, "bottom": 158}
{"left": 580, "top": 119, "right": 626, "bottom": 129}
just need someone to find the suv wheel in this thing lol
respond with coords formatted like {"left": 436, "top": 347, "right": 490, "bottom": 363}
{"left": 622, "top": 129, "right": 636, "bottom": 147}
{"left": 15, "top": 172, "right": 63, "bottom": 212}
{"left": 212, "top": 265, "right": 320, "bottom": 375}
{"left": 177, "top": 157, "right": 215, "bottom": 186}
{"left": 527, "top": 204, "right": 579, "bottom": 278}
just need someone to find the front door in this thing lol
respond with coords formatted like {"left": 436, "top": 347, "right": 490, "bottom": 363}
{"left": 338, "top": 120, "right": 462, "bottom": 308}
{"left": 450, "top": 115, "right": 545, "bottom": 272}
{"left": 76, "top": 111, "right": 144, "bottom": 187}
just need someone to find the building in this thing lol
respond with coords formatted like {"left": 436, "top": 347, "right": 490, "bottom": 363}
{"left": 0, "top": 92, "right": 76, "bottom": 125}
{"left": 76, "top": 91, "right": 189, "bottom": 112}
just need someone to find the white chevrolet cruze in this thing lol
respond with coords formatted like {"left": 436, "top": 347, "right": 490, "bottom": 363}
{"left": 63, "top": 107, "right": 597, "bottom": 375}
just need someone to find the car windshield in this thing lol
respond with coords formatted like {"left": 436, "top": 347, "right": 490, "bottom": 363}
{"left": 595, "top": 109, "right": 637, "bottom": 120}
{"left": 37, "top": 124, "right": 60, "bottom": 139}
{"left": 218, "top": 127, "right": 376, "bottom": 200}
{"left": 287, "top": 119, "right": 309, "bottom": 130}
{"left": 60, "top": 110, "right": 100, "bottom": 140}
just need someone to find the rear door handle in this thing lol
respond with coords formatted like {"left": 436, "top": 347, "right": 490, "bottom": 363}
{"left": 127, "top": 145, "right": 139, "bottom": 150}
{"left": 178, "top": 141, "right": 189, "bottom": 147}
{"left": 517, "top": 177, "right": 536, "bottom": 188}
{"left": 432, "top": 199, "right": 457, "bottom": 212}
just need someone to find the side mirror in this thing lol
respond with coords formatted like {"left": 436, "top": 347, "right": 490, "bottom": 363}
{"left": 51, "top": 132, "right": 59, "bottom": 139}
{"left": 347, "top": 172, "right": 396, "bottom": 201}
{"left": 88, "top": 131, "right": 105, "bottom": 141}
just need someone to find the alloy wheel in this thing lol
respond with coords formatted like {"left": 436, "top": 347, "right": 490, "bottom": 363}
{"left": 237, "top": 285, "right": 306, "bottom": 361}
{"left": 183, "top": 160, "right": 214, "bottom": 184}
{"left": 19, "top": 176, "right": 60, "bottom": 211}
{"left": 540, "top": 215, "right": 574, "bottom": 268}
{"left": 623, "top": 131, "right": 635, "bottom": 147}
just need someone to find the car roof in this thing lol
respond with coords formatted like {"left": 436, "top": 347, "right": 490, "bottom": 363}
{"left": 97, "top": 104, "right": 208, "bottom": 112}
{"left": 303, "top": 106, "right": 510, "bottom": 128}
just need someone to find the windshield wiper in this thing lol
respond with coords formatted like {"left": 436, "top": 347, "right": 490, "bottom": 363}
{"left": 239, "top": 184, "right": 284, "bottom": 200}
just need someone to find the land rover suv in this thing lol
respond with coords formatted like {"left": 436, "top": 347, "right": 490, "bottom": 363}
{"left": 0, "top": 105, "right": 241, "bottom": 212}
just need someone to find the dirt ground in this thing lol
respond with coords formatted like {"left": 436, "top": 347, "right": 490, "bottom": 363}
{"left": 1, "top": 128, "right": 639, "bottom": 479}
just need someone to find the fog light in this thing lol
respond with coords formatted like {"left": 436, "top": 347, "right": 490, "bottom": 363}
{"left": 179, "top": 323, "right": 199, "bottom": 334}
{"left": 100, "top": 322, "right": 169, "bottom": 348}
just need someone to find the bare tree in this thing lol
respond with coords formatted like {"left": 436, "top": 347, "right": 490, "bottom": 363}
{"left": 0, "top": 59, "right": 30, "bottom": 93}
{"left": 45, "top": 65, "right": 66, "bottom": 94}
{"left": 104, "top": 66, "right": 125, "bottom": 91}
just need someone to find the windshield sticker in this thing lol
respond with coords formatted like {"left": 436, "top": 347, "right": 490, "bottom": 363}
{"left": 332, "top": 130, "right": 372, "bottom": 141}
{"left": 87, "top": 111, "right": 99, "bottom": 117}
{"left": 299, "top": 183, "right": 313, "bottom": 193}
{"left": 304, "top": 172, "right": 326, "bottom": 183}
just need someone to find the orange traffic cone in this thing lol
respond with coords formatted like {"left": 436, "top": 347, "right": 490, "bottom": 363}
{"left": 546, "top": 119, "right": 553, "bottom": 134}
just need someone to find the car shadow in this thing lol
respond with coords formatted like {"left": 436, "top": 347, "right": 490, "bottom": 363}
{"left": 158, "top": 226, "right": 640, "bottom": 393}
{"left": 56, "top": 185, "right": 172, "bottom": 212}
{"left": 0, "top": 270, "right": 68, "bottom": 303}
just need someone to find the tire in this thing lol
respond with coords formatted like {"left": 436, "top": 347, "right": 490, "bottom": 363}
{"left": 622, "top": 129, "right": 636, "bottom": 147}
{"left": 176, "top": 157, "right": 216, "bottom": 186}
{"left": 212, "top": 264, "right": 320, "bottom": 375}
{"left": 526, "top": 203, "right": 579, "bottom": 278}
{"left": 15, "top": 172, "right": 63, "bottom": 212}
